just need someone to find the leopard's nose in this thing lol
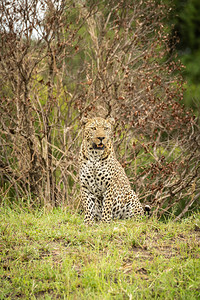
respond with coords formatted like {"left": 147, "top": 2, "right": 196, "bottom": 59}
{"left": 97, "top": 137, "right": 105, "bottom": 142}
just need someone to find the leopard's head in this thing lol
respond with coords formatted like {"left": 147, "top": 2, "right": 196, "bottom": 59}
{"left": 81, "top": 117, "right": 115, "bottom": 151}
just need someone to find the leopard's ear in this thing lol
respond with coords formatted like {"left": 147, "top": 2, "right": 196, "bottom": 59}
{"left": 107, "top": 117, "right": 115, "bottom": 126}
{"left": 81, "top": 117, "right": 90, "bottom": 126}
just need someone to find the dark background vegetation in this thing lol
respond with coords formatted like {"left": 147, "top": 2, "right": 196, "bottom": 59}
{"left": 0, "top": 0, "right": 199, "bottom": 219}
{"left": 171, "top": 0, "right": 200, "bottom": 112}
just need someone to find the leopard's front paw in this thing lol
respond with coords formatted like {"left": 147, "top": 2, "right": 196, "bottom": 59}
{"left": 102, "top": 215, "right": 112, "bottom": 223}
{"left": 84, "top": 216, "right": 94, "bottom": 226}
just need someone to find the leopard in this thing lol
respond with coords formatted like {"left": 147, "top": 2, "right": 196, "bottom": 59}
{"left": 79, "top": 116, "right": 149, "bottom": 224}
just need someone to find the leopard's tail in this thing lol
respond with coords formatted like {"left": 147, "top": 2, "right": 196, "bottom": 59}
{"left": 144, "top": 205, "right": 151, "bottom": 216}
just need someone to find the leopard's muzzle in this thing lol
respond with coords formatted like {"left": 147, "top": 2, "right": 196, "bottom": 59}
{"left": 92, "top": 142, "right": 105, "bottom": 150}
{"left": 92, "top": 136, "right": 105, "bottom": 150}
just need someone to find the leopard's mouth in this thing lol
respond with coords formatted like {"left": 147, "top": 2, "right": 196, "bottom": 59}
{"left": 92, "top": 143, "right": 105, "bottom": 150}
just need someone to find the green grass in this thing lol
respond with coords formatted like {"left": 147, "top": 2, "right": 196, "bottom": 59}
{"left": 0, "top": 208, "right": 200, "bottom": 299}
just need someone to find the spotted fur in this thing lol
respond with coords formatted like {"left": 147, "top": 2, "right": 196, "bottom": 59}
{"left": 79, "top": 117, "right": 144, "bottom": 224}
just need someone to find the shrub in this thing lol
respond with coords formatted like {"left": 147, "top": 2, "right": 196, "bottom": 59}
{"left": 0, "top": 0, "right": 199, "bottom": 218}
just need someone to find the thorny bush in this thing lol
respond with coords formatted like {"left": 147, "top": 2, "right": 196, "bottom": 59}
{"left": 0, "top": 0, "right": 199, "bottom": 219}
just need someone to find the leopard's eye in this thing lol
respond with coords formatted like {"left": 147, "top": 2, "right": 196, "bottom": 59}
{"left": 104, "top": 127, "right": 109, "bottom": 130}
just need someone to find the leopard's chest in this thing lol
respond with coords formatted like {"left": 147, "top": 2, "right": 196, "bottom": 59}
{"left": 80, "top": 159, "right": 113, "bottom": 194}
